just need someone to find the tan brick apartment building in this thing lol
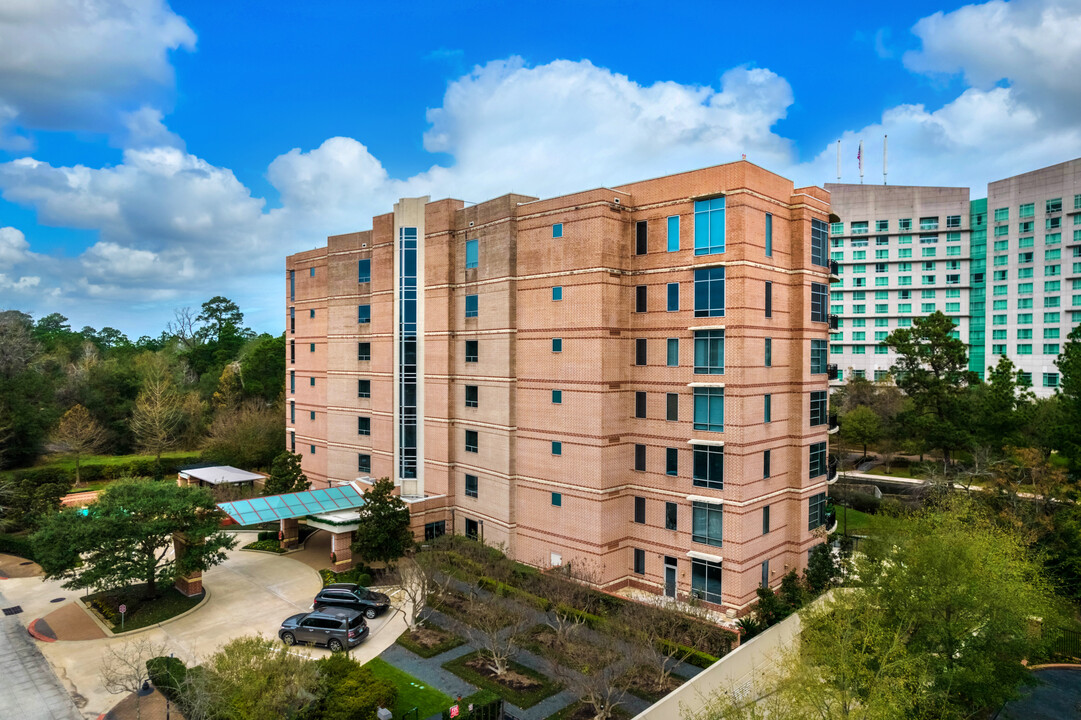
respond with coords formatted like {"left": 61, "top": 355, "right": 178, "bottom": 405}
{"left": 285, "top": 161, "right": 836, "bottom": 614}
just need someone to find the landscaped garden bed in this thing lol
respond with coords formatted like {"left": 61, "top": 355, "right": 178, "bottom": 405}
{"left": 518, "top": 624, "right": 618, "bottom": 673}
{"left": 621, "top": 665, "right": 685, "bottom": 703}
{"left": 319, "top": 565, "right": 373, "bottom": 587}
{"left": 82, "top": 583, "right": 203, "bottom": 632}
{"left": 397, "top": 621, "right": 466, "bottom": 658}
{"left": 242, "top": 539, "right": 287, "bottom": 553}
{"left": 439, "top": 590, "right": 515, "bottom": 629}
{"left": 544, "top": 701, "right": 632, "bottom": 720}
{"left": 442, "top": 650, "right": 561, "bottom": 709}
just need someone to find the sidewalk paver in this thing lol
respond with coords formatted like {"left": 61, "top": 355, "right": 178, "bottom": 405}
{"left": 0, "top": 610, "right": 82, "bottom": 720}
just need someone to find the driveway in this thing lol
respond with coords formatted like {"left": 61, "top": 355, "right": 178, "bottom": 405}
{"left": 0, "top": 539, "right": 406, "bottom": 719}
{"left": 0, "top": 611, "right": 83, "bottom": 720}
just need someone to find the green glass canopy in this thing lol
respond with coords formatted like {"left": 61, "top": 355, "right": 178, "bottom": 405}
{"left": 218, "top": 484, "right": 365, "bottom": 525}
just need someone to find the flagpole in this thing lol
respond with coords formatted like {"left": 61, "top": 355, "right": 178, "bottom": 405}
{"left": 837, "top": 140, "right": 841, "bottom": 182}
{"left": 858, "top": 141, "right": 864, "bottom": 184}
{"left": 883, "top": 135, "right": 888, "bottom": 186}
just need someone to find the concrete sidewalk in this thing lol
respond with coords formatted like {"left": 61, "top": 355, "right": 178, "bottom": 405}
{"left": 0, "top": 609, "right": 83, "bottom": 720}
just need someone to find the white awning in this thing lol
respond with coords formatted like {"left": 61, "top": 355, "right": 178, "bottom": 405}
{"left": 687, "top": 439, "right": 724, "bottom": 447}
{"left": 687, "top": 550, "right": 723, "bottom": 563}
{"left": 179, "top": 466, "right": 264, "bottom": 485}
{"left": 687, "top": 495, "right": 724, "bottom": 505}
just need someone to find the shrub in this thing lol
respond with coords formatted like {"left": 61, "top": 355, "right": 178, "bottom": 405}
{"left": 302, "top": 653, "right": 397, "bottom": 720}
{"left": 244, "top": 539, "right": 286, "bottom": 553}
{"left": 146, "top": 656, "right": 188, "bottom": 704}
{"left": 655, "top": 639, "right": 718, "bottom": 668}
{"left": 0, "top": 533, "right": 36, "bottom": 561}
{"left": 89, "top": 597, "right": 121, "bottom": 625}
{"left": 319, "top": 567, "right": 373, "bottom": 588}
{"left": 477, "top": 576, "right": 552, "bottom": 611}
{"left": 553, "top": 604, "right": 605, "bottom": 630}
{"left": 257, "top": 530, "right": 278, "bottom": 542}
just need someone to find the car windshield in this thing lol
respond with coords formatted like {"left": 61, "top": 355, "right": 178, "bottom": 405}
{"left": 355, "top": 589, "right": 377, "bottom": 600}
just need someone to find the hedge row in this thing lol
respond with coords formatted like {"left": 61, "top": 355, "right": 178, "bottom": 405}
{"left": 0, "top": 533, "right": 35, "bottom": 561}
{"left": 477, "top": 576, "right": 552, "bottom": 612}
{"left": 656, "top": 638, "right": 719, "bottom": 669}
{"left": 2, "top": 454, "right": 205, "bottom": 485}
{"left": 553, "top": 603, "right": 605, "bottom": 631}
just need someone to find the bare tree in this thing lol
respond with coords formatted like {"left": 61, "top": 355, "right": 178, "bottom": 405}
{"left": 167, "top": 307, "right": 201, "bottom": 350}
{"left": 465, "top": 596, "right": 531, "bottom": 677}
{"left": 130, "top": 354, "right": 183, "bottom": 467}
{"left": 398, "top": 554, "right": 453, "bottom": 629}
{"left": 543, "top": 560, "right": 604, "bottom": 645}
{"left": 99, "top": 638, "right": 168, "bottom": 720}
{"left": 878, "top": 437, "right": 898, "bottom": 475}
{"left": 625, "top": 599, "right": 717, "bottom": 696}
{"left": 48, "top": 404, "right": 108, "bottom": 486}
{"left": 555, "top": 633, "right": 634, "bottom": 720}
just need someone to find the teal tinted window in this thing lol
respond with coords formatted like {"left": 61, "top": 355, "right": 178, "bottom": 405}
{"left": 552, "top": 286, "right": 562, "bottom": 301}
{"left": 465, "top": 239, "right": 478, "bottom": 269}
{"left": 358, "top": 259, "right": 370, "bottom": 283}
{"left": 667, "top": 283, "right": 680, "bottom": 311}
{"left": 552, "top": 441, "right": 562, "bottom": 455}
{"left": 552, "top": 223, "right": 563, "bottom": 238}
{"left": 666, "top": 338, "right": 679, "bottom": 367}
{"left": 765, "top": 213, "right": 773, "bottom": 257}
{"left": 693, "top": 387, "right": 724, "bottom": 432}
{"left": 552, "top": 492, "right": 562, "bottom": 506}
{"left": 667, "top": 215, "right": 680, "bottom": 252}
{"left": 465, "top": 294, "right": 478, "bottom": 318}
{"left": 694, "top": 267, "right": 725, "bottom": 317}
{"left": 694, "top": 197, "right": 726, "bottom": 255}
{"left": 552, "top": 390, "right": 562, "bottom": 404}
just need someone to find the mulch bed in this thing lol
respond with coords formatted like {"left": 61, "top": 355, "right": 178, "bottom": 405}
{"left": 442, "top": 650, "right": 560, "bottom": 708}
{"left": 545, "top": 701, "right": 632, "bottom": 720}
{"left": 622, "top": 665, "right": 685, "bottom": 703}
{"left": 396, "top": 622, "right": 466, "bottom": 658}
{"left": 518, "top": 625, "right": 619, "bottom": 673}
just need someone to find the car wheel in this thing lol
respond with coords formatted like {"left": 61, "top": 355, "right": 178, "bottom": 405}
{"left": 281, "top": 633, "right": 296, "bottom": 646}
{"left": 365, "top": 607, "right": 377, "bottom": 619}
{"left": 328, "top": 638, "right": 344, "bottom": 652}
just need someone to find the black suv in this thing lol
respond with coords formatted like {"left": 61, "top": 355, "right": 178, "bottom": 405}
{"left": 279, "top": 608, "right": 368, "bottom": 651}
{"left": 313, "top": 583, "right": 391, "bottom": 619}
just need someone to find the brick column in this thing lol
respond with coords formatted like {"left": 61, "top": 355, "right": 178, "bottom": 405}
{"left": 173, "top": 533, "right": 203, "bottom": 597}
{"left": 331, "top": 530, "right": 354, "bottom": 570}
{"left": 281, "top": 518, "right": 299, "bottom": 550}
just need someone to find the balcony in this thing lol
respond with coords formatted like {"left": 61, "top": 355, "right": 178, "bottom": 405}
{"left": 827, "top": 456, "right": 839, "bottom": 484}
{"left": 827, "top": 363, "right": 839, "bottom": 380}
{"left": 828, "top": 414, "right": 840, "bottom": 435}
{"left": 828, "top": 314, "right": 840, "bottom": 331}
{"left": 829, "top": 259, "right": 841, "bottom": 282}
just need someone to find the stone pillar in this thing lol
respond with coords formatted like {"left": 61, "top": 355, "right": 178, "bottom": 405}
{"left": 331, "top": 530, "right": 354, "bottom": 570}
{"left": 280, "top": 518, "right": 299, "bottom": 549}
{"left": 173, "top": 533, "right": 203, "bottom": 597}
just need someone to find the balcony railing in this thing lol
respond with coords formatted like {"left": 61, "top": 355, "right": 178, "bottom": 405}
{"left": 829, "top": 259, "right": 840, "bottom": 279}
{"left": 828, "top": 456, "right": 839, "bottom": 483}
{"left": 828, "top": 414, "right": 840, "bottom": 434}
{"left": 828, "top": 314, "right": 840, "bottom": 331}
{"left": 827, "top": 363, "right": 839, "bottom": 380}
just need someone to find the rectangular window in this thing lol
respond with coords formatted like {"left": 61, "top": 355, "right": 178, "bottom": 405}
{"left": 765, "top": 337, "right": 772, "bottom": 367}
{"left": 667, "top": 282, "right": 680, "bottom": 312}
{"left": 764, "top": 394, "right": 772, "bottom": 423}
{"left": 920, "top": 217, "right": 939, "bottom": 230}
{"left": 765, "top": 213, "right": 773, "bottom": 256}
{"left": 666, "top": 338, "right": 679, "bottom": 367}
{"left": 465, "top": 340, "right": 478, "bottom": 363}
{"left": 635, "top": 391, "right": 647, "bottom": 419}
{"left": 1044, "top": 344, "right": 1059, "bottom": 354}
{"left": 666, "top": 502, "right": 678, "bottom": 531}
{"left": 692, "top": 502, "right": 723, "bottom": 547}
{"left": 465, "top": 238, "right": 479, "bottom": 269}
{"left": 693, "top": 445, "right": 723, "bottom": 489}
{"left": 310, "top": 377, "right": 315, "bottom": 386}
{"left": 831, "top": 221, "right": 844, "bottom": 235}
{"left": 694, "top": 197, "right": 726, "bottom": 255}
{"left": 552, "top": 441, "right": 562, "bottom": 456}
{"left": 764, "top": 281, "right": 773, "bottom": 318}
{"left": 552, "top": 286, "right": 562, "bottom": 301}
{"left": 358, "top": 342, "right": 370, "bottom": 361}
{"left": 358, "top": 454, "right": 371, "bottom": 473}
{"left": 810, "top": 339, "right": 828, "bottom": 374}
{"left": 357, "top": 417, "right": 370, "bottom": 436}
{"left": 465, "top": 385, "right": 478, "bottom": 408}
{"left": 636, "top": 220, "right": 648, "bottom": 255}
{"left": 693, "top": 330, "right": 724, "bottom": 374}
{"left": 358, "top": 305, "right": 371, "bottom": 324}
{"left": 465, "top": 474, "right": 478, "bottom": 498}
{"left": 633, "top": 548, "right": 645, "bottom": 575}
{"left": 552, "top": 492, "right": 562, "bottom": 507}
{"left": 694, "top": 267, "right": 725, "bottom": 317}
{"left": 1044, "top": 372, "right": 1060, "bottom": 388}
{"left": 808, "top": 492, "right": 828, "bottom": 530}
{"left": 289, "top": 270, "right": 295, "bottom": 301}
{"left": 310, "top": 445, "right": 316, "bottom": 454}
{"left": 635, "top": 337, "right": 647, "bottom": 366}
{"left": 811, "top": 218, "right": 828, "bottom": 266}
{"left": 946, "top": 215, "right": 961, "bottom": 229}
{"left": 635, "top": 285, "right": 647, "bottom": 313}
{"left": 994, "top": 207, "right": 1009, "bottom": 222}
{"left": 358, "top": 259, "right": 371, "bottom": 283}
{"left": 552, "top": 223, "right": 563, "bottom": 238}
{"left": 693, "top": 387, "right": 724, "bottom": 432}
{"left": 809, "top": 441, "right": 827, "bottom": 478}
{"left": 667, "top": 215, "right": 680, "bottom": 252}
{"left": 465, "top": 430, "right": 478, "bottom": 453}
{"left": 666, "top": 447, "right": 678, "bottom": 476}
{"left": 634, "top": 496, "right": 646, "bottom": 524}
{"left": 810, "top": 390, "right": 827, "bottom": 426}
{"left": 310, "top": 267, "right": 315, "bottom": 277}
{"left": 634, "top": 444, "right": 646, "bottom": 471}
{"left": 666, "top": 393, "right": 678, "bottom": 421}
{"left": 691, "top": 558, "right": 722, "bottom": 604}
{"left": 465, "top": 294, "right": 478, "bottom": 318}
{"left": 290, "top": 371, "right": 295, "bottom": 393}
{"left": 811, "top": 282, "right": 828, "bottom": 322}
{"left": 763, "top": 450, "right": 771, "bottom": 479}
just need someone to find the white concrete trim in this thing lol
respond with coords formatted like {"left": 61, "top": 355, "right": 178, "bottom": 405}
{"left": 687, "top": 382, "right": 725, "bottom": 388}
{"left": 687, "top": 438, "right": 724, "bottom": 447}
{"left": 686, "top": 550, "right": 723, "bottom": 563}
{"left": 688, "top": 325, "right": 725, "bottom": 331}
{"left": 687, "top": 495, "right": 723, "bottom": 505}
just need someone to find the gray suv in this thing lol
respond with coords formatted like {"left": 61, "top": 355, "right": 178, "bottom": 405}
{"left": 279, "top": 607, "right": 368, "bottom": 651}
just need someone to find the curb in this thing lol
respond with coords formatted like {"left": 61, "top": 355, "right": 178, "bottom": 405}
{"left": 76, "top": 586, "right": 212, "bottom": 638}
{"left": 27, "top": 618, "right": 57, "bottom": 643}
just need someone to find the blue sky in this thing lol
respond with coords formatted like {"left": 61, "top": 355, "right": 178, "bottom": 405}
{"left": 2, "top": 0, "right": 1080, "bottom": 337}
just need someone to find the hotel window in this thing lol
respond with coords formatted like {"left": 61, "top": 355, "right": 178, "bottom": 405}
{"left": 465, "top": 385, "right": 478, "bottom": 408}
{"left": 1044, "top": 344, "right": 1060, "bottom": 354}
{"left": 946, "top": 215, "right": 961, "bottom": 229}
{"left": 358, "top": 454, "right": 371, "bottom": 473}
{"left": 694, "top": 388, "right": 724, "bottom": 431}
{"left": 666, "top": 502, "right": 678, "bottom": 531}
{"left": 691, "top": 558, "right": 722, "bottom": 604}
{"left": 876, "top": 220, "right": 889, "bottom": 232}
{"left": 667, "top": 338, "right": 679, "bottom": 367}
{"left": 765, "top": 338, "right": 772, "bottom": 367}
{"left": 667, "top": 282, "right": 680, "bottom": 312}
{"left": 692, "top": 502, "right": 723, "bottom": 547}
{"left": 763, "top": 450, "right": 771, "bottom": 479}
{"left": 693, "top": 330, "right": 724, "bottom": 374}
{"left": 992, "top": 344, "right": 1006, "bottom": 354}
{"left": 694, "top": 267, "right": 725, "bottom": 316}
{"left": 920, "top": 217, "right": 939, "bottom": 230}
{"left": 290, "top": 371, "right": 295, "bottom": 393}
{"left": 552, "top": 389, "right": 562, "bottom": 404}
{"left": 921, "top": 303, "right": 935, "bottom": 313}
{"left": 635, "top": 391, "right": 647, "bottom": 419}
{"left": 694, "top": 197, "right": 726, "bottom": 255}
{"left": 633, "top": 549, "right": 645, "bottom": 575}
{"left": 809, "top": 441, "right": 827, "bottom": 478}
{"left": 310, "top": 377, "right": 315, "bottom": 386}
{"left": 993, "top": 207, "right": 1009, "bottom": 222}
{"left": 552, "top": 286, "right": 562, "bottom": 301}
{"left": 875, "top": 303, "right": 888, "bottom": 313}
{"left": 693, "top": 446, "right": 723, "bottom": 489}
{"left": 465, "top": 294, "right": 478, "bottom": 318}
{"left": 465, "top": 430, "right": 478, "bottom": 453}
{"left": 1045, "top": 313, "right": 1061, "bottom": 325}
{"left": 1019, "top": 203, "right": 1035, "bottom": 218}
{"left": 810, "top": 391, "right": 827, "bottom": 426}
{"left": 899, "top": 248, "right": 912, "bottom": 259}
{"left": 552, "top": 493, "right": 562, "bottom": 507}
{"left": 1018, "top": 372, "right": 1033, "bottom": 386}
{"left": 812, "top": 218, "right": 829, "bottom": 266}
{"left": 289, "top": 307, "right": 295, "bottom": 333}
{"left": 310, "top": 445, "right": 316, "bottom": 454}
{"left": 634, "top": 496, "right": 646, "bottom": 524}
{"left": 764, "top": 394, "right": 772, "bottom": 423}
{"left": 1044, "top": 372, "right": 1060, "bottom": 388}
{"left": 764, "top": 281, "right": 773, "bottom": 318}
{"left": 831, "top": 221, "right": 844, "bottom": 235}
{"left": 1047, "top": 265, "right": 1061, "bottom": 276}
{"left": 358, "top": 259, "right": 371, "bottom": 283}
{"left": 552, "top": 441, "right": 562, "bottom": 456}
{"left": 290, "top": 341, "right": 296, "bottom": 364}
{"left": 667, "top": 215, "right": 680, "bottom": 252}
{"left": 666, "top": 448, "right": 678, "bottom": 476}
{"left": 465, "top": 238, "right": 479, "bottom": 269}
{"left": 765, "top": 213, "right": 773, "bottom": 256}
{"left": 290, "top": 404, "right": 296, "bottom": 423}
{"left": 552, "top": 338, "right": 563, "bottom": 353}
{"left": 808, "top": 492, "right": 828, "bottom": 530}
{"left": 289, "top": 270, "right": 295, "bottom": 301}
{"left": 876, "top": 236, "right": 889, "bottom": 246}
{"left": 635, "top": 285, "right": 647, "bottom": 312}
{"left": 1046, "top": 295, "right": 1060, "bottom": 307}
{"left": 635, "top": 444, "right": 646, "bottom": 471}
{"left": 358, "top": 342, "right": 370, "bottom": 361}
{"left": 309, "top": 267, "right": 315, "bottom": 277}
{"left": 465, "top": 340, "right": 478, "bottom": 362}
{"left": 465, "top": 474, "right": 478, "bottom": 498}
{"left": 358, "top": 379, "right": 371, "bottom": 398}
{"left": 1047, "top": 217, "right": 1062, "bottom": 230}
{"left": 1017, "top": 344, "right": 1033, "bottom": 355}
{"left": 666, "top": 393, "right": 678, "bottom": 421}
{"left": 1020, "top": 221, "right": 1034, "bottom": 234}
{"left": 811, "top": 282, "right": 827, "bottom": 322}
{"left": 636, "top": 338, "right": 647, "bottom": 366}
{"left": 358, "top": 304, "right": 371, "bottom": 324}
{"left": 853, "top": 304, "right": 866, "bottom": 314}
{"left": 810, "top": 340, "right": 827, "bottom": 374}
{"left": 875, "top": 250, "right": 888, "bottom": 259}
{"left": 851, "top": 221, "right": 868, "bottom": 234}
{"left": 1020, "top": 236, "right": 1035, "bottom": 248}
{"left": 553, "top": 223, "right": 563, "bottom": 238}
{"left": 899, "top": 218, "right": 913, "bottom": 231}
{"left": 636, "top": 221, "right": 648, "bottom": 255}
{"left": 922, "top": 247, "right": 937, "bottom": 258}
{"left": 358, "top": 417, "right": 370, "bottom": 436}
{"left": 1047, "top": 233, "right": 1061, "bottom": 245}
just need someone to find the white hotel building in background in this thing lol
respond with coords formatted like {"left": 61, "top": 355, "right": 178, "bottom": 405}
{"left": 825, "top": 157, "right": 1081, "bottom": 398}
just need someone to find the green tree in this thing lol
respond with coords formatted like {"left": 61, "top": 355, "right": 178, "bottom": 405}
{"left": 32, "top": 480, "right": 237, "bottom": 597}
{"left": 130, "top": 354, "right": 184, "bottom": 473}
{"left": 195, "top": 296, "right": 246, "bottom": 344}
{"left": 1055, "top": 323, "right": 1081, "bottom": 473}
{"left": 351, "top": 477, "right": 414, "bottom": 565}
{"left": 240, "top": 333, "right": 286, "bottom": 402}
{"left": 885, "top": 312, "right": 977, "bottom": 463}
{"left": 199, "top": 635, "right": 319, "bottom": 720}
{"left": 840, "top": 405, "right": 881, "bottom": 457}
{"left": 300, "top": 653, "right": 397, "bottom": 720}
{"left": 803, "top": 542, "right": 837, "bottom": 595}
{"left": 263, "top": 451, "right": 310, "bottom": 496}
{"left": 202, "top": 399, "right": 283, "bottom": 470}
{"left": 47, "top": 404, "right": 108, "bottom": 485}
{"left": 973, "top": 356, "right": 1032, "bottom": 451}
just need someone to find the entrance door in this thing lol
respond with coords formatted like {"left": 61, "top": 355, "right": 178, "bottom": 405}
{"left": 664, "top": 556, "right": 677, "bottom": 598}
{"left": 465, "top": 518, "right": 479, "bottom": 540}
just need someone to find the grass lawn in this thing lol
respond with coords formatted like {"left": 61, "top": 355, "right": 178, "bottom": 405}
{"left": 864, "top": 464, "right": 923, "bottom": 479}
{"left": 363, "top": 657, "right": 453, "bottom": 719}
{"left": 443, "top": 650, "right": 561, "bottom": 709}
{"left": 33, "top": 451, "right": 202, "bottom": 472}
{"left": 834, "top": 506, "right": 876, "bottom": 535}
{"left": 82, "top": 584, "right": 203, "bottom": 632}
